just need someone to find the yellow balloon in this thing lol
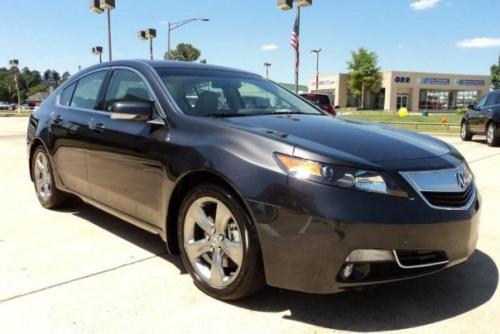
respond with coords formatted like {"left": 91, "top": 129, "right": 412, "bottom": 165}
{"left": 399, "top": 107, "right": 409, "bottom": 117}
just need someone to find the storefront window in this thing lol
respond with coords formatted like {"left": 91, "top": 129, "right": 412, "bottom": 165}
{"left": 456, "top": 91, "right": 478, "bottom": 107}
{"left": 419, "top": 90, "right": 449, "bottom": 110}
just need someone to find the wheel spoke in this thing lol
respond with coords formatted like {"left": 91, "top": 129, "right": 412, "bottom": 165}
{"left": 184, "top": 239, "right": 211, "bottom": 260}
{"left": 36, "top": 158, "right": 45, "bottom": 171}
{"left": 35, "top": 176, "right": 44, "bottom": 187}
{"left": 188, "top": 204, "right": 213, "bottom": 235}
{"left": 210, "top": 251, "right": 225, "bottom": 286}
{"left": 215, "top": 202, "right": 232, "bottom": 234}
{"left": 221, "top": 239, "right": 243, "bottom": 265}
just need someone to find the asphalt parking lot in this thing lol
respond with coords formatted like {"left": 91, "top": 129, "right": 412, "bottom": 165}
{"left": 0, "top": 117, "right": 499, "bottom": 334}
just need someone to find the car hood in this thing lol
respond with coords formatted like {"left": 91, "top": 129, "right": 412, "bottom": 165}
{"left": 224, "top": 114, "right": 451, "bottom": 166}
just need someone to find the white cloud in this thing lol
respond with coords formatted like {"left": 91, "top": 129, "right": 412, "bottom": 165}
{"left": 261, "top": 44, "right": 278, "bottom": 51}
{"left": 457, "top": 37, "right": 500, "bottom": 48}
{"left": 410, "top": 0, "right": 440, "bottom": 10}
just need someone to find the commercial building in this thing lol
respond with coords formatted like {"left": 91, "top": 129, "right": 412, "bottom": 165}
{"left": 308, "top": 71, "right": 491, "bottom": 111}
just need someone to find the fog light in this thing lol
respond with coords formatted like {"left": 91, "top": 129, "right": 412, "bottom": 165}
{"left": 346, "top": 249, "right": 393, "bottom": 263}
{"left": 342, "top": 264, "right": 354, "bottom": 279}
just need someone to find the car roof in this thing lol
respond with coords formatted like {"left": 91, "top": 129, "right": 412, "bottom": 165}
{"left": 81, "top": 59, "right": 258, "bottom": 76}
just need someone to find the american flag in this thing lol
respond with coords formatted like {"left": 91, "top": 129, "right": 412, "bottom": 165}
{"left": 290, "top": 14, "right": 300, "bottom": 73}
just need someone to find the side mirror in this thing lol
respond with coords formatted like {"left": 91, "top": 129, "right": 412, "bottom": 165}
{"left": 110, "top": 101, "right": 153, "bottom": 121}
{"left": 468, "top": 104, "right": 475, "bottom": 110}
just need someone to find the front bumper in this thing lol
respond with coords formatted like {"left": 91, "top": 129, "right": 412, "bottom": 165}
{"left": 248, "top": 180, "right": 481, "bottom": 294}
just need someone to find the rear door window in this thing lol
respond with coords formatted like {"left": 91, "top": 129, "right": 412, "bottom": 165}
{"left": 70, "top": 71, "right": 107, "bottom": 110}
{"left": 59, "top": 82, "right": 76, "bottom": 106}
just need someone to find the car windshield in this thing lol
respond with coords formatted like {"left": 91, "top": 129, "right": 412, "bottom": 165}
{"left": 301, "top": 94, "right": 330, "bottom": 105}
{"left": 156, "top": 68, "right": 324, "bottom": 117}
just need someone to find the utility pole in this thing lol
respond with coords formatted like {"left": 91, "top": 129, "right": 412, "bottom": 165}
{"left": 165, "top": 18, "right": 209, "bottom": 60}
{"left": 138, "top": 29, "right": 157, "bottom": 60}
{"left": 276, "top": 0, "right": 312, "bottom": 93}
{"left": 90, "top": 0, "right": 116, "bottom": 61}
{"left": 311, "top": 48, "right": 322, "bottom": 92}
{"left": 264, "top": 63, "right": 272, "bottom": 79}
{"left": 92, "top": 46, "right": 104, "bottom": 64}
{"left": 9, "top": 59, "right": 21, "bottom": 114}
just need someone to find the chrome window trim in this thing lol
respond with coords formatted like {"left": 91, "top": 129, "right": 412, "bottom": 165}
{"left": 392, "top": 250, "right": 450, "bottom": 269}
{"left": 400, "top": 163, "right": 477, "bottom": 211}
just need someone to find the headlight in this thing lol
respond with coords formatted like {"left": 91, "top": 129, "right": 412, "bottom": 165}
{"left": 274, "top": 153, "right": 407, "bottom": 197}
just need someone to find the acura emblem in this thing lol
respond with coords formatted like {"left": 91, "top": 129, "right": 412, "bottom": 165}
{"left": 457, "top": 172, "right": 466, "bottom": 189}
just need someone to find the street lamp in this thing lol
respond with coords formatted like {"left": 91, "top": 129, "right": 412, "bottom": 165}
{"left": 8, "top": 59, "right": 21, "bottom": 114}
{"left": 311, "top": 48, "right": 322, "bottom": 92}
{"left": 276, "top": 0, "right": 312, "bottom": 93}
{"left": 92, "top": 46, "right": 104, "bottom": 64}
{"left": 90, "top": 0, "right": 115, "bottom": 61}
{"left": 138, "top": 28, "right": 157, "bottom": 60}
{"left": 166, "top": 18, "right": 209, "bottom": 60}
{"left": 264, "top": 62, "right": 272, "bottom": 79}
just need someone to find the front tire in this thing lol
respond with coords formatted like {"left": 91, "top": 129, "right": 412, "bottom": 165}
{"left": 486, "top": 122, "right": 499, "bottom": 147}
{"left": 178, "top": 183, "right": 264, "bottom": 300}
{"left": 461, "top": 121, "right": 473, "bottom": 141}
{"left": 31, "top": 146, "right": 68, "bottom": 209}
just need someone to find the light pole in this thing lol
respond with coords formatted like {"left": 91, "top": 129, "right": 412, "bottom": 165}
{"left": 264, "top": 63, "right": 272, "bottom": 79}
{"left": 166, "top": 18, "right": 209, "bottom": 60}
{"left": 8, "top": 59, "right": 21, "bottom": 114}
{"left": 90, "top": 0, "right": 115, "bottom": 62}
{"left": 276, "top": 0, "right": 312, "bottom": 93}
{"left": 92, "top": 46, "right": 104, "bottom": 64}
{"left": 138, "top": 28, "right": 157, "bottom": 60}
{"left": 311, "top": 48, "right": 321, "bottom": 92}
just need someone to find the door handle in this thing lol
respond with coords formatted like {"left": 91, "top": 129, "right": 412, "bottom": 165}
{"left": 50, "top": 112, "right": 63, "bottom": 124}
{"left": 88, "top": 121, "right": 105, "bottom": 133}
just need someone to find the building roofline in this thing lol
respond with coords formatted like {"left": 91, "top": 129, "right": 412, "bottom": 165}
{"left": 310, "top": 70, "right": 490, "bottom": 79}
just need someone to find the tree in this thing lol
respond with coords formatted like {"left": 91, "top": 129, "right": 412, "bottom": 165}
{"left": 347, "top": 48, "right": 382, "bottom": 109}
{"left": 164, "top": 43, "right": 201, "bottom": 62}
{"left": 61, "top": 71, "right": 71, "bottom": 82}
{"left": 491, "top": 55, "right": 500, "bottom": 90}
{"left": 43, "top": 70, "right": 61, "bottom": 85}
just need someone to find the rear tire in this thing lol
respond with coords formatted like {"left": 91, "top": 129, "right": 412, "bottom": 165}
{"left": 31, "top": 146, "right": 69, "bottom": 209}
{"left": 461, "top": 121, "right": 472, "bottom": 141}
{"left": 178, "top": 183, "right": 265, "bottom": 300}
{"left": 486, "top": 122, "right": 499, "bottom": 147}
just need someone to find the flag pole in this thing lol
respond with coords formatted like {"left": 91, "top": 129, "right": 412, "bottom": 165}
{"left": 295, "top": 5, "right": 300, "bottom": 94}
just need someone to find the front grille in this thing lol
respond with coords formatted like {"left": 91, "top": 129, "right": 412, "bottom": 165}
{"left": 422, "top": 185, "right": 474, "bottom": 208}
{"left": 396, "top": 250, "right": 448, "bottom": 267}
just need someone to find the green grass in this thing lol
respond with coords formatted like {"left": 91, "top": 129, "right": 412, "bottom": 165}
{"left": 339, "top": 110, "right": 462, "bottom": 134}
{"left": 0, "top": 110, "right": 32, "bottom": 117}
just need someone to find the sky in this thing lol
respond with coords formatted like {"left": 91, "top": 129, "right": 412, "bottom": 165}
{"left": 1, "top": 0, "right": 499, "bottom": 85}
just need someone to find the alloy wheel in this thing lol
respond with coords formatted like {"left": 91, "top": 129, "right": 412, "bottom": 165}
{"left": 183, "top": 197, "right": 244, "bottom": 288}
{"left": 487, "top": 123, "right": 495, "bottom": 144}
{"left": 33, "top": 151, "right": 52, "bottom": 201}
{"left": 461, "top": 123, "right": 467, "bottom": 139}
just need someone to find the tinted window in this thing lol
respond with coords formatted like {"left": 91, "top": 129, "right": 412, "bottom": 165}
{"left": 59, "top": 83, "right": 76, "bottom": 106}
{"left": 475, "top": 94, "right": 488, "bottom": 109}
{"left": 71, "top": 71, "right": 107, "bottom": 110}
{"left": 493, "top": 93, "right": 500, "bottom": 106}
{"left": 158, "top": 69, "right": 323, "bottom": 117}
{"left": 484, "top": 93, "right": 497, "bottom": 107}
{"left": 105, "top": 70, "right": 153, "bottom": 111}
